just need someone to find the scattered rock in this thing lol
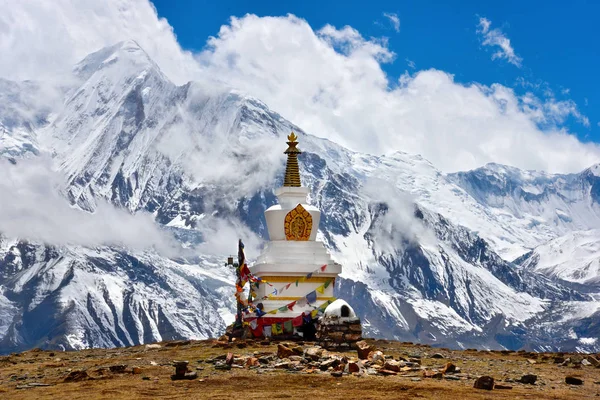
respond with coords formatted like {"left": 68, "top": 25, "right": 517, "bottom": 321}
{"left": 368, "top": 351, "right": 385, "bottom": 365}
{"left": 346, "top": 361, "right": 363, "bottom": 374}
{"left": 585, "top": 356, "right": 600, "bottom": 367}
{"left": 164, "top": 340, "right": 191, "bottom": 347}
{"left": 441, "top": 362, "right": 456, "bottom": 374}
{"left": 554, "top": 356, "right": 565, "bottom": 364}
{"left": 383, "top": 360, "right": 401, "bottom": 372}
{"left": 356, "top": 340, "right": 373, "bottom": 360}
{"left": 145, "top": 344, "right": 161, "bottom": 350}
{"left": 378, "top": 369, "right": 398, "bottom": 376}
{"left": 245, "top": 357, "right": 260, "bottom": 368}
{"left": 131, "top": 366, "right": 142, "bottom": 374}
{"left": 331, "top": 371, "right": 343, "bottom": 378}
{"left": 423, "top": 370, "right": 443, "bottom": 379}
{"left": 277, "top": 344, "right": 294, "bottom": 359}
{"left": 109, "top": 364, "right": 127, "bottom": 373}
{"left": 214, "top": 361, "right": 231, "bottom": 370}
{"left": 171, "top": 361, "right": 198, "bottom": 379}
{"left": 473, "top": 376, "right": 494, "bottom": 390}
{"left": 494, "top": 384, "right": 513, "bottom": 390}
{"left": 431, "top": 353, "right": 444, "bottom": 359}
{"left": 64, "top": 370, "right": 89, "bottom": 383}
{"left": 565, "top": 376, "right": 583, "bottom": 385}
{"left": 320, "top": 359, "right": 339, "bottom": 371}
{"left": 274, "top": 362, "right": 291, "bottom": 369}
{"left": 519, "top": 374, "right": 537, "bottom": 385}
{"left": 304, "top": 347, "right": 323, "bottom": 361}
{"left": 581, "top": 359, "right": 592, "bottom": 366}
{"left": 225, "top": 352, "right": 234, "bottom": 366}
{"left": 527, "top": 359, "right": 537, "bottom": 364}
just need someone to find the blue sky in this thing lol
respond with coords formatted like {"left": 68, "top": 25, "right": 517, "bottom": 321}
{"left": 152, "top": 0, "right": 599, "bottom": 143}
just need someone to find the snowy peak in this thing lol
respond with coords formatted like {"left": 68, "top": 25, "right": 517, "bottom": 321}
{"left": 517, "top": 229, "right": 600, "bottom": 285}
{"left": 73, "top": 40, "right": 161, "bottom": 82}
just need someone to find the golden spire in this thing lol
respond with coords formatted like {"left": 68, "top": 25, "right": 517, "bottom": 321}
{"left": 283, "top": 132, "right": 302, "bottom": 187}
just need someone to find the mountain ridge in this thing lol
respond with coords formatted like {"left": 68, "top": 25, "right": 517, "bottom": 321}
{"left": 0, "top": 41, "right": 599, "bottom": 353}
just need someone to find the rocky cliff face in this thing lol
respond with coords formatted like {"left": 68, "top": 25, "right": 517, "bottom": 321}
{"left": 0, "top": 41, "right": 598, "bottom": 353}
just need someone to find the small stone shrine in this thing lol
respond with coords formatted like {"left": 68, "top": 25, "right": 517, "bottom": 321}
{"left": 316, "top": 299, "right": 362, "bottom": 349}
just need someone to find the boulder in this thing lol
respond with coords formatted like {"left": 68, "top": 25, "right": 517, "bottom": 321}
{"left": 423, "top": 370, "right": 443, "bottom": 379}
{"left": 277, "top": 344, "right": 295, "bottom": 359}
{"left": 305, "top": 347, "right": 324, "bottom": 361}
{"left": 378, "top": 369, "right": 398, "bottom": 376}
{"left": 441, "top": 362, "right": 457, "bottom": 374}
{"left": 368, "top": 351, "right": 385, "bottom": 365}
{"left": 473, "top": 376, "right": 494, "bottom": 390}
{"left": 518, "top": 374, "right": 537, "bottom": 385}
{"left": 63, "top": 370, "right": 89, "bottom": 383}
{"left": 356, "top": 341, "right": 373, "bottom": 360}
{"left": 346, "top": 361, "right": 364, "bottom": 374}
{"left": 383, "top": 360, "right": 401, "bottom": 372}
{"left": 245, "top": 357, "right": 260, "bottom": 367}
{"left": 494, "top": 384, "right": 513, "bottom": 390}
{"left": 431, "top": 353, "right": 444, "bottom": 359}
{"left": 565, "top": 376, "right": 583, "bottom": 385}
{"left": 585, "top": 356, "right": 600, "bottom": 367}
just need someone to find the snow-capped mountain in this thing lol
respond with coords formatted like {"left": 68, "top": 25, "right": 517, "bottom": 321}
{"left": 1, "top": 41, "right": 599, "bottom": 353}
{"left": 515, "top": 229, "right": 600, "bottom": 285}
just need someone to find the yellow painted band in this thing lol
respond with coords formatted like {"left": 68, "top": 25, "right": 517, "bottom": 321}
{"left": 259, "top": 276, "right": 334, "bottom": 283}
{"left": 264, "top": 296, "right": 335, "bottom": 301}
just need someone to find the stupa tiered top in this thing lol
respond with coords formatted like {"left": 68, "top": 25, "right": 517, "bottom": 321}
{"left": 249, "top": 133, "right": 342, "bottom": 321}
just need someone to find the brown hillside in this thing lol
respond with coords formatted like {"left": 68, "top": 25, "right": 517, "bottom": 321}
{"left": 1, "top": 339, "right": 599, "bottom": 399}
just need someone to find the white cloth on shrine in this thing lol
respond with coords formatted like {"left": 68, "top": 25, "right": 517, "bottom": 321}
{"left": 263, "top": 325, "right": 272, "bottom": 337}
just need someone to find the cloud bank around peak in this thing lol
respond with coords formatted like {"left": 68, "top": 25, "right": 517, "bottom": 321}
{"left": 1, "top": 1, "right": 598, "bottom": 173}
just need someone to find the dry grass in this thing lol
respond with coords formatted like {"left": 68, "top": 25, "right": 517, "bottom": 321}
{"left": 1, "top": 339, "right": 599, "bottom": 399}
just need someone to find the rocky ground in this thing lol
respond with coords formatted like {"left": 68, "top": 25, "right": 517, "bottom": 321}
{"left": 1, "top": 338, "right": 599, "bottom": 399}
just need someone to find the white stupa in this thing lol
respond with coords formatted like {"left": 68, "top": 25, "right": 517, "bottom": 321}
{"left": 248, "top": 132, "right": 342, "bottom": 324}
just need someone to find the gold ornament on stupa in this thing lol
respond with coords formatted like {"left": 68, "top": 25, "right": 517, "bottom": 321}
{"left": 284, "top": 204, "right": 312, "bottom": 241}
{"left": 283, "top": 132, "right": 302, "bottom": 187}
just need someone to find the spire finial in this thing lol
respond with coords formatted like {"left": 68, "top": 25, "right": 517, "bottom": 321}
{"left": 284, "top": 132, "right": 301, "bottom": 187}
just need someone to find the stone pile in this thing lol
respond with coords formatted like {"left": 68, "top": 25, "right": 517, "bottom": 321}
{"left": 199, "top": 341, "right": 465, "bottom": 380}
{"left": 316, "top": 320, "right": 362, "bottom": 350}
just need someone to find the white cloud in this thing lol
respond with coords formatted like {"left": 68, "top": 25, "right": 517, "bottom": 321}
{"left": 406, "top": 58, "right": 416, "bottom": 69}
{"left": 0, "top": 3, "right": 598, "bottom": 174}
{"left": 0, "top": 0, "right": 200, "bottom": 84}
{"left": 383, "top": 12, "right": 400, "bottom": 33}
{"left": 198, "top": 15, "right": 598, "bottom": 172}
{"left": 477, "top": 17, "right": 522, "bottom": 67}
{"left": 0, "top": 156, "right": 183, "bottom": 256}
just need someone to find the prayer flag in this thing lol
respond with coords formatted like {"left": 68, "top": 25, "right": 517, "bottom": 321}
{"left": 292, "top": 314, "right": 303, "bottom": 327}
{"left": 283, "top": 320, "right": 293, "bottom": 333}
{"left": 323, "top": 279, "right": 331, "bottom": 289}
{"left": 316, "top": 285, "right": 325, "bottom": 294}
{"left": 306, "top": 291, "right": 317, "bottom": 304}
{"left": 311, "top": 309, "right": 319, "bottom": 318}
{"left": 278, "top": 305, "right": 288, "bottom": 312}
{"left": 287, "top": 301, "right": 296, "bottom": 311}
{"left": 306, "top": 272, "right": 313, "bottom": 279}
{"left": 272, "top": 323, "right": 283, "bottom": 335}
{"left": 320, "top": 264, "right": 327, "bottom": 272}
